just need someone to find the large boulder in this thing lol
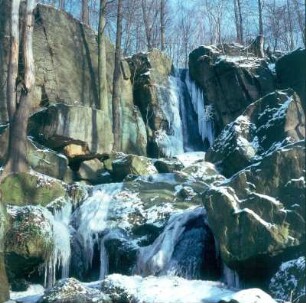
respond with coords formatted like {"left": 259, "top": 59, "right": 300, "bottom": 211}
{"left": 128, "top": 49, "right": 184, "bottom": 157}
{"left": 276, "top": 48, "right": 306, "bottom": 110}
{"left": 203, "top": 141, "right": 305, "bottom": 285}
{"left": 206, "top": 89, "right": 305, "bottom": 176}
{"left": 189, "top": 44, "right": 275, "bottom": 134}
{"left": 0, "top": 172, "right": 67, "bottom": 206}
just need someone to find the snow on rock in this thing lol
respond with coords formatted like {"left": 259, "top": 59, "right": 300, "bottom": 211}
{"left": 102, "top": 274, "right": 277, "bottom": 303}
{"left": 38, "top": 278, "right": 109, "bottom": 303}
{"left": 175, "top": 152, "right": 205, "bottom": 167}
{"left": 269, "top": 256, "right": 305, "bottom": 302}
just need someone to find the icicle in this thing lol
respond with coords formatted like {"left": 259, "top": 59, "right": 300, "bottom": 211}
{"left": 99, "top": 235, "right": 109, "bottom": 280}
{"left": 222, "top": 263, "right": 241, "bottom": 289}
{"left": 44, "top": 201, "right": 72, "bottom": 288}
{"left": 185, "top": 71, "right": 214, "bottom": 146}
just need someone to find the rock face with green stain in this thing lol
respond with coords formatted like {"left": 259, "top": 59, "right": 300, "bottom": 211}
{"left": 0, "top": 173, "right": 67, "bottom": 206}
{"left": 203, "top": 142, "right": 305, "bottom": 273}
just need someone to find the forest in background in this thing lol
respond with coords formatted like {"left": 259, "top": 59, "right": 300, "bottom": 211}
{"left": 38, "top": 0, "right": 305, "bottom": 67}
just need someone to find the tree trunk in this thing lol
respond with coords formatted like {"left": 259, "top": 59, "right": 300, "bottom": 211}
{"left": 82, "top": 0, "right": 89, "bottom": 25}
{"left": 160, "top": 0, "right": 165, "bottom": 51}
{"left": 6, "top": 0, "right": 21, "bottom": 121}
{"left": 4, "top": 0, "right": 36, "bottom": 175}
{"left": 141, "top": 0, "right": 152, "bottom": 51}
{"left": 98, "top": 0, "right": 113, "bottom": 152}
{"left": 237, "top": 0, "right": 243, "bottom": 43}
{"left": 286, "top": 0, "right": 295, "bottom": 50}
{"left": 258, "top": 0, "right": 263, "bottom": 36}
{"left": 59, "top": 0, "right": 65, "bottom": 10}
{"left": 112, "top": 0, "right": 123, "bottom": 151}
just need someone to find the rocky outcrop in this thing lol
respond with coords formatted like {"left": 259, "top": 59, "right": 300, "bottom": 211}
{"left": 269, "top": 257, "right": 305, "bottom": 302}
{"left": 206, "top": 89, "right": 305, "bottom": 176}
{"left": 128, "top": 49, "right": 183, "bottom": 157}
{"left": 189, "top": 44, "right": 275, "bottom": 134}
{"left": 0, "top": 4, "right": 147, "bottom": 156}
{"left": 203, "top": 141, "right": 305, "bottom": 284}
{"left": 0, "top": 173, "right": 67, "bottom": 206}
{"left": 276, "top": 48, "right": 306, "bottom": 111}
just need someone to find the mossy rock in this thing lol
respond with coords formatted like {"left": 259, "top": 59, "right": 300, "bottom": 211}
{"left": 0, "top": 172, "right": 66, "bottom": 206}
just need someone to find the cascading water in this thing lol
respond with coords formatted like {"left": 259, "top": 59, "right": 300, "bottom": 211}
{"left": 73, "top": 183, "right": 122, "bottom": 273}
{"left": 135, "top": 207, "right": 220, "bottom": 280}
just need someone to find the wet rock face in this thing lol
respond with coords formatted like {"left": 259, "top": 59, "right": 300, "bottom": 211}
{"left": 206, "top": 89, "right": 305, "bottom": 177}
{"left": 269, "top": 257, "right": 305, "bottom": 302}
{"left": 203, "top": 142, "right": 305, "bottom": 284}
{"left": 189, "top": 44, "right": 275, "bottom": 135}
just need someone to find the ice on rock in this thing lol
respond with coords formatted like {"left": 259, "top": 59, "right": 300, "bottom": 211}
{"left": 74, "top": 183, "right": 122, "bottom": 270}
{"left": 135, "top": 207, "right": 206, "bottom": 277}
{"left": 185, "top": 71, "right": 214, "bottom": 147}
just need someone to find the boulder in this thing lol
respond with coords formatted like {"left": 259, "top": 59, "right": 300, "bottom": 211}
{"left": 78, "top": 158, "right": 106, "bottom": 184}
{"left": 128, "top": 49, "right": 184, "bottom": 157}
{"left": 276, "top": 48, "right": 306, "bottom": 110}
{"left": 39, "top": 278, "right": 110, "bottom": 303}
{"left": 203, "top": 142, "right": 305, "bottom": 284}
{"left": 5, "top": 206, "right": 54, "bottom": 285}
{"left": 189, "top": 44, "right": 275, "bottom": 134}
{"left": 206, "top": 89, "right": 305, "bottom": 176}
{"left": 0, "top": 172, "right": 67, "bottom": 206}
{"left": 269, "top": 256, "right": 305, "bottom": 302}
{"left": 111, "top": 154, "right": 158, "bottom": 181}
{"left": 154, "top": 158, "right": 184, "bottom": 173}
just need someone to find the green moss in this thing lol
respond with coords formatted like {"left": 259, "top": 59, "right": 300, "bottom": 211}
{"left": 0, "top": 172, "right": 66, "bottom": 206}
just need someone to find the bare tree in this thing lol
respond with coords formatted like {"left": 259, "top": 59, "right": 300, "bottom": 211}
{"left": 258, "top": 0, "right": 263, "bottom": 36}
{"left": 234, "top": 0, "right": 243, "bottom": 43}
{"left": 160, "top": 0, "right": 166, "bottom": 51}
{"left": 82, "top": 0, "right": 90, "bottom": 25}
{"left": 112, "top": 0, "right": 123, "bottom": 150}
{"left": 4, "top": 0, "right": 36, "bottom": 175}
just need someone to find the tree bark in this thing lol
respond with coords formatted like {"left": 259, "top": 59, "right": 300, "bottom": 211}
{"left": 4, "top": 0, "right": 36, "bottom": 175}
{"left": 258, "top": 0, "right": 263, "bottom": 36}
{"left": 141, "top": 0, "right": 152, "bottom": 51}
{"left": 160, "top": 0, "right": 165, "bottom": 51}
{"left": 82, "top": 0, "right": 89, "bottom": 25}
{"left": 112, "top": 0, "right": 123, "bottom": 151}
{"left": 6, "top": 0, "right": 21, "bottom": 121}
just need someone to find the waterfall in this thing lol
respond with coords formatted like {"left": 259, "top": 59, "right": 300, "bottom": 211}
{"left": 135, "top": 207, "right": 210, "bottom": 279}
{"left": 74, "top": 183, "right": 122, "bottom": 272}
{"left": 44, "top": 201, "right": 72, "bottom": 287}
{"left": 184, "top": 71, "right": 214, "bottom": 147}
{"left": 155, "top": 73, "right": 185, "bottom": 157}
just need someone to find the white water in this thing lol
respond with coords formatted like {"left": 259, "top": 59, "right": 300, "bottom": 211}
{"left": 185, "top": 71, "right": 214, "bottom": 146}
{"left": 75, "top": 183, "right": 122, "bottom": 271}
{"left": 155, "top": 73, "right": 185, "bottom": 157}
{"left": 135, "top": 207, "right": 206, "bottom": 277}
{"left": 44, "top": 201, "right": 72, "bottom": 288}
